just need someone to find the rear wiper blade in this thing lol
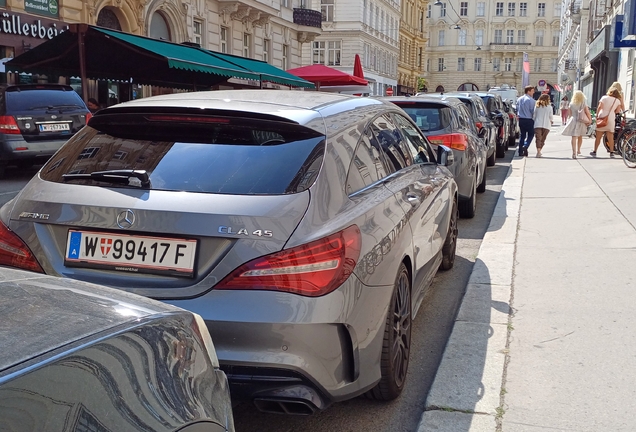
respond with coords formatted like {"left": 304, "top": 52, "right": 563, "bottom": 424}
{"left": 62, "top": 169, "right": 151, "bottom": 188}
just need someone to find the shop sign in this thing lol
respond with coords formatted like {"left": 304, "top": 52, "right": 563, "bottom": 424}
{"left": 588, "top": 26, "right": 609, "bottom": 63}
{"left": 25, "top": 0, "right": 59, "bottom": 19}
{"left": 624, "top": 0, "right": 636, "bottom": 40}
{"left": 0, "top": 11, "right": 68, "bottom": 40}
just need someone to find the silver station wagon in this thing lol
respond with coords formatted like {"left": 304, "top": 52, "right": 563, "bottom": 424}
{"left": 0, "top": 90, "right": 458, "bottom": 414}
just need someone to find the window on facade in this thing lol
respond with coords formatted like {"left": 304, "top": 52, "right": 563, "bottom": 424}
{"left": 534, "top": 57, "right": 541, "bottom": 72}
{"left": 263, "top": 39, "right": 270, "bottom": 63}
{"left": 477, "top": 2, "right": 485, "bottom": 16}
{"left": 220, "top": 26, "right": 228, "bottom": 53}
{"left": 476, "top": 29, "right": 483, "bottom": 45}
{"left": 420, "top": 11, "right": 424, "bottom": 32}
{"left": 427, "top": 58, "right": 430, "bottom": 72}
{"left": 427, "top": 4, "right": 431, "bottom": 18}
{"left": 460, "top": 2, "right": 468, "bottom": 16}
{"left": 506, "top": 30, "right": 514, "bottom": 44}
{"left": 370, "top": 2, "right": 374, "bottom": 27}
{"left": 520, "top": 2, "right": 527, "bottom": 16}
{"left": 150, "top": 12, "right": 171, "bottom": 41}
{"left": 474, "top": 57, "right": 482, "bottom": 71}
{"left": 243, "top": 33, "right": 251, "bottom": 57}
{"left": 282, "top": 44, "right": 289, "bottom": 69}
{"left": 459, "top": 30, "right": 467, "bottom": 45}
{"left": 193, "top": 19, "right": 203, "bottom": 46}
{"left": 363, "top": 0, "right": 367, "bottom": 24}
{"left": 538, "top": 3, "right": 545, "bottom": 17}
{"left": 441, "top": 3, "right": 446, "bottom": 17}
{"left": 493, "top": 58, "right": 501, "bottom": 71}
{"left": 375, "top": 6, "right": 379, "bottom": 29}
{"left": 281, "top": 0, "right": 289, "bottom": 7}
{"left": 508, "top": 2, "right": 515, "bottom": 16}
{"left": 312, "top": 41, "right": 325, "bottom": 64}
{"left": 504, "top": 57, "right": 512, "bottom": 71}
{"left": 554, "top": 3, "right": 561, "bottom": 17}
{"left": 551, "top": 58, "right": 558, "bottom": 72}
{"left": 438, "top": 30, "right": 445, "bottom": 46}
{"left": 536, "top": 30, "right": 544, "bottom": 46}
{"left": 494, "top": 30, "right": 502, "bottom": 44}
{"left": 327, "top": 41, "right": 341, "bottom": 66}
{"left": 552, "top": 33, "right": 559, "bottom": 46}
{"left": 438, "top": 58, "right": 445, "bottom": 72}
{"left": 518, "top": 29, "right": 526, "bottom": 43}
{"left": 418, "top": 47, "right": 423, "bottom": 67}
{"left": 458, "top": 57, "right": 465, "bottom": 71}
{"left": 516, "top": 57, "right": 522, "bottom": 71}
{"left": 496, "top": 2, "right": 503, "bottom": 16}
{"left": 364, "top": 43, "right": 370, "bottom": 67}
{"left": 321, "top": 0, "right": 334, "bottom": 21}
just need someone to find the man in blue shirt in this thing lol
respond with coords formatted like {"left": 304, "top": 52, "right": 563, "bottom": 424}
{"left": 516, "top": 85, "right": 536, "bottom": 157}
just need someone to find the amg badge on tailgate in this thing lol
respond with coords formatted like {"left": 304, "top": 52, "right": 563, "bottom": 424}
{"left": 19, "top": 212, "right": 50, "bottom": 220}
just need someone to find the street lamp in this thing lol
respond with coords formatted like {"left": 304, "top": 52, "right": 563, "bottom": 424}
{"left": 433, "top": 0, "right": 443, "bottom": 6}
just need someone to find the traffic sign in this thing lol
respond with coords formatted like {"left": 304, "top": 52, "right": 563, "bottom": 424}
{"left": 386, "top": 87, "right": 394, "bottom": 96}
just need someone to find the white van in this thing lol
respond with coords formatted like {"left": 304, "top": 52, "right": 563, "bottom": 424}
{"left": 488, "top": 86, "right": 519, "bottom": 104}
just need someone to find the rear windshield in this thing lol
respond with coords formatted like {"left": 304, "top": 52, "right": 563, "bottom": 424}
{"left": 39, "top": 113, "right": 325, "bottom": 195}
{"left": 480, "top": 96, "right": 498, "bottom": 113}
{"left": 393, "top": 103, "right": 453, "bottom": 132}
{"left": 5, "top": 89, "right": 86, "bottom": 112}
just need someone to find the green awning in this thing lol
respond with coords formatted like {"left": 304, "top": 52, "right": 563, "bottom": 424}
{"left": 5, "top": 24, "right": 314, "bottom": 90}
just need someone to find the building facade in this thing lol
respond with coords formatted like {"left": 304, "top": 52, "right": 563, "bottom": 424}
{"left": 397, "top": 0, "right": 429, "bottom": 95}
{"left": 301, "top": 0, "right": 400, "bottom": 95}
{"left": 422, "top": 1, "right": 560, "bottom": 95}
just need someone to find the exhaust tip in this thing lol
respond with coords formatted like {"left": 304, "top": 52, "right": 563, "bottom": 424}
{"left": 253, "top": 398, "right": 317, "bottom": 415}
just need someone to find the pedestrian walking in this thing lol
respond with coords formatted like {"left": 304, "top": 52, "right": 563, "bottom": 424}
{"left": 559, "top": 96, "right": 569, "bottom": 125}
{"left": 516, "top": 85, "right": 536, "bottom": 157}
{"left": 562, "top": 90, "right": 591, "bottom": 159}
{"left": 532, "top": 94, "right": 553, "bottom": 157}
{"left": 590, "top": 84, "right": 624, "bottom": 158}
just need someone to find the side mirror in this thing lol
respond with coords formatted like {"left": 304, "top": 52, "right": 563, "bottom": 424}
{"left": 437, "top": 145, "right": 454, "bottom": 167}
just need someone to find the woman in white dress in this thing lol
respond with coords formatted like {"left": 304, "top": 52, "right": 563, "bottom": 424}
{"left": 562, "top": 91, "right": 591, "bottom": 159}
{"left": 590, "top": 84, "right": 624, "bottom": 158}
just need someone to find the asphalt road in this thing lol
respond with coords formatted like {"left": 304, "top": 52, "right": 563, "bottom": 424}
{"left": 232, "top": 149, "right": 516, "bottom": 432}
{"left": 0, "top": 151, "right": 515, "bottom": 432}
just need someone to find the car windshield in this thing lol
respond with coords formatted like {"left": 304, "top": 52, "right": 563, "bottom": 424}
{"left": 40, "top": 113, "right": 326, "bottom": 195}
{"left": 393, "top": 103, "right": 452, "bottom": 132}
{"left": 5, "top": 89, "right": 86, "bottom": 112}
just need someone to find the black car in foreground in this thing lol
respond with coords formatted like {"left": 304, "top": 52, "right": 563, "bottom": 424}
{"left": 387, "top": 94, "right": 487, "bottom": 218}
{"left": 0, "top": 268, "right": 235, "bottom": 432}
{"left": 0, "top": 84, "right": 90, "bottom": 176}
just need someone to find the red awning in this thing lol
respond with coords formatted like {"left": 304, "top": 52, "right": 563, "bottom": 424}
{"left": 286, "top": 64, "right": 368, "bottom": 87}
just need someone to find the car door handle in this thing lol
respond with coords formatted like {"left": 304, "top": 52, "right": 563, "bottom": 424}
{"left": 406, "top": 193, "right": 421, "bottom": 205}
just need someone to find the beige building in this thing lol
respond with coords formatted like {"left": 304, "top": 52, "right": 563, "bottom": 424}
{"left": 422, "top": 0, "right": 560, "bottom": 94}
{"left": 397, "top": 0, "right": 429, "bottom": 95}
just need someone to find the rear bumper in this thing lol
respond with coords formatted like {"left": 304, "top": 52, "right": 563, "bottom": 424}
{"left": 163, "top": 277, "right": 394, "bottom": 406}
{"left": 0, "top": 136, "right": 68, "bottom": 161}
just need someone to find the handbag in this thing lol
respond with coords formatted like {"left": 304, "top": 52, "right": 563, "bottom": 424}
{"left": 596, "top": 98, "right": 618, "bottom": 128}
{"left": 577, "top": 105, "right": 590, "bottom": 124}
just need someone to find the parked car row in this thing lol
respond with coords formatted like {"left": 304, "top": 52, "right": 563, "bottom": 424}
{"left": 0, "top": 89, "right": 511, "bottom": 425}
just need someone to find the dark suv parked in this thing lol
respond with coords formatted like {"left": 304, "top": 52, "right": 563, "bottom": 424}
{"left": 0, "top": 84, "right": 90, "bottom": 175}
{"left": 473, "top": 92, "right": 510, "bottom": 158}
{"left": 502, "top": 99, "right": 520, "bottom": 147}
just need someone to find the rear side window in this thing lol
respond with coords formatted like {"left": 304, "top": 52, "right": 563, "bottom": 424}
{"left": 5, "top": 89, "right": 86, "bottom": 112}
{"left": 346, "top": 131, "right": 387, "bottom": 194}
{"left": 370, "top": 115, "right": 413, "bottom": 172}
{"left": 391, "top": 113, "right": 434, "bottom": 163}
{"left": 40, "top": 113, "right": 325, "bottom": 195}
{"left": 394, "top": 104, "right": 453, "bottom": 132}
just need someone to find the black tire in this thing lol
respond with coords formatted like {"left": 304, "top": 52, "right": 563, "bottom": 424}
{"left": 459, "top": 179, "right": 476, "bottom": 218}
{"left": 496, "top": 141, "right": 506, "bottom": 158}
{"left": 486, "top": 149, "right": 496, "bottom": 166}
{"left": 476, "top": 169, "right": 486, "bottom": 193}
{"left": 440, "top": 198, "right": 458, "bottom": 271}
{"left": 366, "top": 263, "right": 412, "bottom": 401}
{"left": 507, "top": 135, "right": 516, "bottom": 148}
{"left": 623, "top": 133, "right": 636, "bottom": 168}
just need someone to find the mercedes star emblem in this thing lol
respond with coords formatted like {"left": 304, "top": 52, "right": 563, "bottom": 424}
{"left": 117, "top": 209, "right": 135, "bottom": 229}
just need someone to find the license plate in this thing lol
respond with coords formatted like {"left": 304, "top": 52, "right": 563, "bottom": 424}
{"left": 39, "top": 123, "right": 70, "bottom": 132}
{"left": 65, "top": 230, "right": 197, "bottom": 277}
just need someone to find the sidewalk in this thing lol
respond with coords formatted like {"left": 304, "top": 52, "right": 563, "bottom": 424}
{"left": 417, "top": 121, "right": 636, "bottom": 431}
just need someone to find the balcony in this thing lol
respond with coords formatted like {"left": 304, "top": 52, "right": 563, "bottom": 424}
{"left": 293, "top": 8, "right": 322, "bottom": 28}
{"left": 489, "top": 42, "right": 532, "bottom": 51}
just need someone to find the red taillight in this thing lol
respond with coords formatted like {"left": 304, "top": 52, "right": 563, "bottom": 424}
{"left": 0, "top": 116, "right": 21, "bottom": 134}
{"left": 146, "top": 115, "right": 230, "bottom": 124}
{"left": 427, "top": 133, "right": 468, "bottom": 151}
{"left": 508, "top": 113, "right": 514, "bottom": 119}
{"left": 216, "top": 225, "right": 361, "bottom": 297}
{"left": 85, "top": 112, "right": 93, "bottom": 124}
{"left": 475, "top": 122, "right": 483, "bottom": 130}
{"left": 0, "top": 221, "right": 44, "bottom": 273}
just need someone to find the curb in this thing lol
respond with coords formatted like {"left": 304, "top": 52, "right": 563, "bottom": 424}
{"left": 416, "top": 154, "right": 526, "bottom": 432}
